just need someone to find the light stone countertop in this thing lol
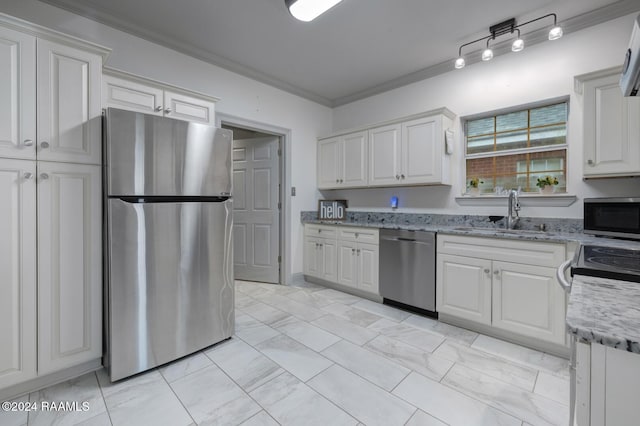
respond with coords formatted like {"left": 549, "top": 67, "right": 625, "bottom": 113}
{"left": 567, "top": 275, "right": 640, "bottom": 353}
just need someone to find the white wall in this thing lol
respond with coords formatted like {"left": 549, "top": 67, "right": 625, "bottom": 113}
{"left": 0, "top": 0, "right": 332, "bottom": 279}
{"left": 330, "top": 13, "right": 640, "bottom": 219}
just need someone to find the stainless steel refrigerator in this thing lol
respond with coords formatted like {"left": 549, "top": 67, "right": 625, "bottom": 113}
{"left": 103, "top": 107, "right": 234, "bottom": 381}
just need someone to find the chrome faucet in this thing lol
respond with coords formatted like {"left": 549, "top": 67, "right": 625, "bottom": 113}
{"left": 507, "top": 189, "right": 521, "bottom": 229}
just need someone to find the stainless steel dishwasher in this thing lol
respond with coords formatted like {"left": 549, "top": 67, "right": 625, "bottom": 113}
{"left": 379, "top": 229, "right": 436, "bottom": 316}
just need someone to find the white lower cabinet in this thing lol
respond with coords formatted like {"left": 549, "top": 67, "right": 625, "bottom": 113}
{"left": 0, "top": 159, "right": 37, "bottom": 389}
{"left": 437, "top": 254, "right": 491, "bottom": 325}
{"left": 577, "top": 342, "right": 640, "bottom": 426}
{"left": 304, "top": 235, "right": 337, "bottom": 283}
{"left": 304, "top": 224, "right": 379, "bottom": 295}
{"left": 37, "top": 162, "right": 102, "bottom": 375}
{"left": 0, "top": 159, "right": 101, "bottom": 393}
{"left": 437, "top": 234, "right": 567, "bottom": 346}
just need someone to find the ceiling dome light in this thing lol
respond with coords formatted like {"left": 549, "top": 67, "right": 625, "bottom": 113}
{"left": 455, "top": 57, "right": 466, "bottom": 69}
{"left": 285, "top": 0, "right": 343, "bottom": 22}
{"left": 512, "top": 38, "right": 524, "bottom": 52}
{"left": 548, "top": 25, "right": 563, "bottom": 40}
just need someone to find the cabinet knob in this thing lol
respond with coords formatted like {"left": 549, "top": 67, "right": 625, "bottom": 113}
{"left": 401, "top": 174, "right": 405, "bottom": 179}
{"left": 336, "top": 179, "right": 339, "bottom": 183}
{"left": 40, "top": 141, "right": 50, "bottom": 149}
{"left": 494, "top": 270, "right": 500, "bottom": 277}
{"left": 484, "top": 268, "right": 490, "bottom": 274}
{"left": 340, "top": 179, "right": 343, "bottom": 183}
{"left": 40, "top": 173, "right": 49, "bottom": 180}
{"left": 23, "top": 139, "right": 34, "bottom": 147}
{"left": 587, "top": 159, "right": 594, "bottom": 165}
{"left": 23, "top": 172, "right": 33, "bottom": 180}
{"left": 355, "top": 233, "right": 359, "bottom": 238}
{"left": 352, "top": 248, "right": 355, "bottom": 254}
{"left": 395, "top": 175, "right": 400, "bottom": 180}
{"left": 318, "top": 229, "right": 322, "bottom": 233}
{"left": 357, "top": 249, "right": 361, "bottom": 255}
{"left": 155, "top": 106, "right": 163, "bottom": 112}
{"left": 165, "top": 108, "right": 172, "bottom": 114}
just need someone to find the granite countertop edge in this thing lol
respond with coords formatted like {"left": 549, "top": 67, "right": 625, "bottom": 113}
{"left": 566, "top": 276, "right": 640, "bottom": 354}
{"left": 301, "top": 218, "right": 593, "bottom": 244}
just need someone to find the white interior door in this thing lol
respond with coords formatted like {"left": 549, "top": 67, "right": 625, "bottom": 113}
{"left": 233, "top": 136, "right": 280, "bottom": 283}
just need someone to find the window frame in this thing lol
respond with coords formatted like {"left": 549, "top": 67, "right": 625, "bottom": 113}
{"left": 463, "top": 97, "right": 570, "bottom": 194}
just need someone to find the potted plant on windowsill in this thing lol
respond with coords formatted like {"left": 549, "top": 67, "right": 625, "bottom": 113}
{"left": 536, "top": 175, "right": 559, "bottom": 194}
{"left": 468, "top": 177, "right": 483, "bottom": 196}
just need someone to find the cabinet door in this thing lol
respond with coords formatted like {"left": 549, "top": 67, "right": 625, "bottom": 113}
{"left": 583, "top": 73, "right": 640, "bottom": 177}
{"left": 0, "top": 27, "right": 36, "bottom": 160}
{"left": 369, "top": 124, "right": 401, "bottom": 186}
{"left": 37, "top": 40, "right": 102, "bottom": 165}
{"left": 304, "top": 236, "right": 321, "bottom": 278}
{"left": 0, "top": 159, "right": 37, "bottom": 388}
{"left": 320, "top": 238, "right": 338, "bottom": 283}
{"left": 357, "top": 243, "right": 379, "bottom": 294}
{"left": 337, "top": 240, "right": 358, "bottom": 288}
{"left": 437, "top": 254, "right": 491, "bottom": 325}
{"left": 492, "top": 261, "right": 566, "bottom": 344}
{"left": 402, "top": 116, "right": 443, "bottom": 184}
{"left": 37, "top": 162, "right": 102, "bottom": 374}
{"left": 164, "top": 90, "right": 216, "bottom": 125}
{"left": 317, "top": 137, "right": 341, "bottom": 189}
{"left": 342, "top": 131, "right": 368, "bottom": 187}
{"left": 103, "top": 74, "right": 164, "bottom": 116}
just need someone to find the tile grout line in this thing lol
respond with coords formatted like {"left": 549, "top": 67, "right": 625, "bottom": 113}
{"left": 156, "top": 366, "right": 199, "bottom": 426}
{"left": 94, "top": 371, "right": 115, "bottom": 426}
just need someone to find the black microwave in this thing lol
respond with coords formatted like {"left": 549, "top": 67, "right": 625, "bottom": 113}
{"left": 584, "top": 198, "right": 640, "bottom": 239}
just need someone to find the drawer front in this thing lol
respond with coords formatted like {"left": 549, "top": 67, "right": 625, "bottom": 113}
{"left": 305, "top": 224, "right": 338, "bottom": 239}
{"left": 438, "top": 234, "right": 565, "bottom": 268}
{"left": 339, "top": 227, "right": 379, "bottom": 244}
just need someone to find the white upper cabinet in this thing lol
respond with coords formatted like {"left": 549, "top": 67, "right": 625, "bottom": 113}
{"left": 319, "top": 108, "right": 455, "bottom": 189}
{"left": 317, "top": 131, "right": 367, "bottom": 189}
{"left": 369, "top": 124, "right": 401, "bottom": 186}
{"left": 103, "top": 69, "right": 218, "bottom": 125}
{"left": 0, "top": 158, "right": 37, "bottom": 389}
{"left": 103, "top": 74, "right": 164, "bottom": 116}
{"left": 578, "top": 68, "right": 640, "bottom": 178}
{"left": 0, "top": 26, "right": 36, "bottom": 161}
{"left": 37, "top": 40, "right": 102, "bottom": 165}
{"left": 402, "top": 115, "right": 447, "bottom": 184}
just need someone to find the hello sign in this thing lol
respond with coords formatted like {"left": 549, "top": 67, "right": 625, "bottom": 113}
{"left": 318, "top": 200, "right": 348, "bottom": 221}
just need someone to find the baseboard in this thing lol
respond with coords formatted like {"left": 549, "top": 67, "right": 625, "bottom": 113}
{"left": 439, "top": 313, "right": 571, "bottom": 359}
{"left": 304, "top": 275, "right": 383, "bottom": 303}
{"left": 0, "top": 359, "right": 103, "bottom": 402}
{"left": 290, "top": 272, "right": 305, "bottom": 286}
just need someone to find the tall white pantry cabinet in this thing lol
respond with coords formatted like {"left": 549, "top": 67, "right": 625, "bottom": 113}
{"left": 0, "top": 15, "right": 108, "bottom": 395}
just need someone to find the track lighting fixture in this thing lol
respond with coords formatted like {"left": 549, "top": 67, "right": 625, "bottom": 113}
{"left": 454, "top": 13, "right": 563, "bottom": 69}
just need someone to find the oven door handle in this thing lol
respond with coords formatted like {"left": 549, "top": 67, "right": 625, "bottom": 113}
{"left": 556, "top": 259, "right": 573, "bottom": 293}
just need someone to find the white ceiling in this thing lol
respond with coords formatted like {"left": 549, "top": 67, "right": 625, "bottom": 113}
{"left": 38, "top": 0, "right": 639, "bottom": 106}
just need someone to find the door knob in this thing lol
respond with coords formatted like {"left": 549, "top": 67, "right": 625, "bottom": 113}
{"left": 23, "top": 172, "right": 33, "bottom": 180}
{"left": 155, "top": 106, "right": 163, "bottom": 112}
{"left": 23, "top": 139, "right": 34, "bottom": 147}
{"left": 164, "top": 108, "right": 172, "bottom": 114}
{"left": 40, "top": 173, "right": 49, "bottom": 180}
{"left": 40, "top": 141, "right": 50, "bottom": 149}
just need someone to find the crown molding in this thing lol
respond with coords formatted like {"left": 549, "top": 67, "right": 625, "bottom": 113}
{"left": 36, "top": 0, "right": 640, "bottom": 108}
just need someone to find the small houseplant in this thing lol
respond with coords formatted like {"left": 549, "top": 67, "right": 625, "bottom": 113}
{"left": 536, "top": 175, "right": 559, "bottom": 194}
{"left": 468, "top": 177, "right": 483, "bottom": 196}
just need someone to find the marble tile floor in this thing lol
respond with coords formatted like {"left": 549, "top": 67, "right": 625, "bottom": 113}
{"left": 1, "top": 280, "right": 570, "bottom": 426}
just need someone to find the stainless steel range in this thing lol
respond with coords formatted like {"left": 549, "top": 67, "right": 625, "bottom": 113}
{"left": 572, "top": 245, "right": 640, "bottom": 283}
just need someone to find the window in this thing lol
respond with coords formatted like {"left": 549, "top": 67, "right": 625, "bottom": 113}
{"left": 465, "top": 102, "right": 567, "bottom": 194}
